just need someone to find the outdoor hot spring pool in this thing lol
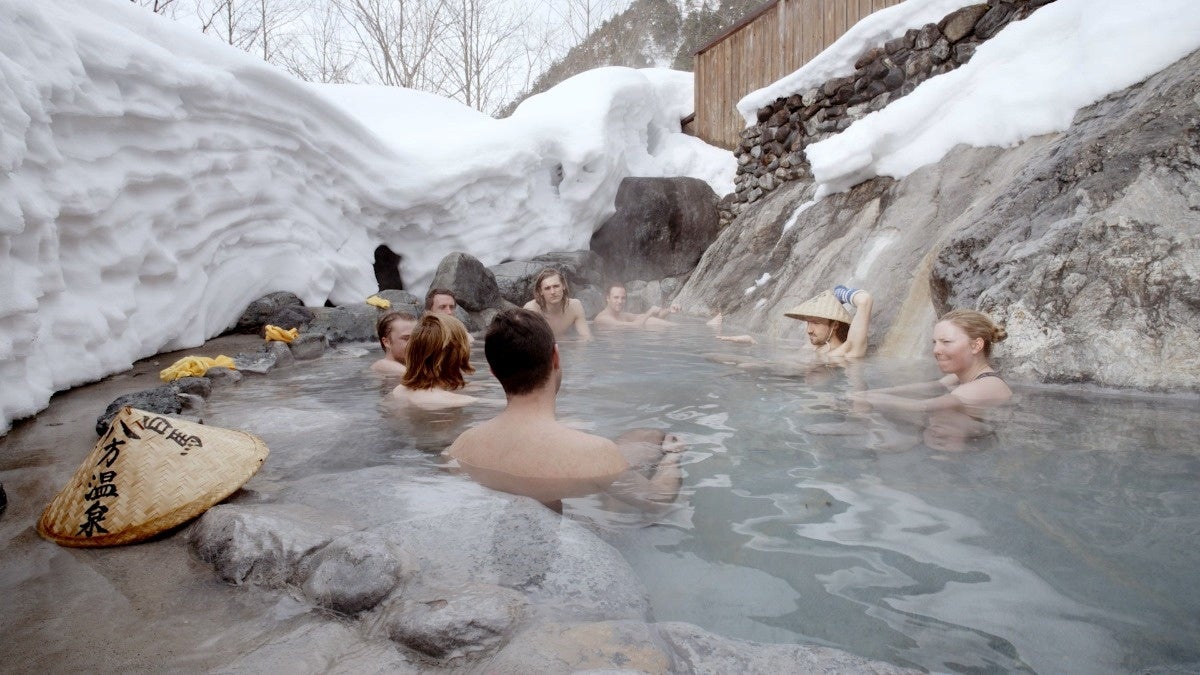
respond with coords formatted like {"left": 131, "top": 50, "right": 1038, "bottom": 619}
{"left": 4, "top": 323, "right": 1199, "bottom": 673}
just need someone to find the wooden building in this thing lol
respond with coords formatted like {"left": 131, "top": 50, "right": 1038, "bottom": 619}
{"left": 693, "top": 0, "right": 902, "bottom": 150}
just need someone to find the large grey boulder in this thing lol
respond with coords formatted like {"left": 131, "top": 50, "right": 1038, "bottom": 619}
{"left": 675, "top": 46, "right": 1200, "bottom": 390}
{"left": 307, "top": 304, "right": 380, "bottom": 345}
{"left": 429, "top": 252, "right": 503, "bottom": 312}
{"left": 95, "top": 385, "right": 185, "bottom": 435}
{"left": 234, "top": 291, "right": 305, "bottom": 333}
{"left": 370, "top": 496, "right": 650, "bottom": 622}
{"left": 376, "top": 289, "right": 423, "bottom": 318}
{"left": 490, "top": 251, "right": 606, "bottom": 307}
{"left": 264, "top": 304, "right": 314, "bottom": 332}
{"left": 591, "top": 177, "right": 720, "bottom": 282}
{"left": 383, "top": 583, "right": 528, "bottom": 659}
{"left": 189, "top": 503, "right": 350, "bottom": 587}
{"left": 929, "top": 46, "right": 1200, "bottom": 390}
{"left": 297, "top": 531, "right": 411, "bottom": 615}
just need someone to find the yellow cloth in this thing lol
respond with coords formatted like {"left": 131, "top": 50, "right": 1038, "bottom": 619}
{"left": 263, "top": 325, "right": 299, "bottom": 343}
{"left": 159, "top": 355, "right": 236, "bottom": 382}
{"left": 366, "top": 295, "right": 391, "bottom": 309}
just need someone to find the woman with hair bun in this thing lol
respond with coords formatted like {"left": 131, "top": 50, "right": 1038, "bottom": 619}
{"left": 851, "top": 309, "right": 1012, "bottom": 412}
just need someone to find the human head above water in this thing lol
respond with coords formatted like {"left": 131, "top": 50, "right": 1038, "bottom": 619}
{"left": 605, "top": 283, "right": 626, "bottom": 311}
{"left": 936, "top": 309, "right": 1008, "bottom": 358}
{"left": 401, "top": 313, "right": 474, "bottom": 391}
{"left": 425, "top": 288, "right": 457, "bottom": 314}
{"left": 784, "top": 290, "right": 851, "bottom": 344}
{"left": 532, "top": 268, "right": 570, "bottom": 310}
{"left": 485, "top": 308, "right": 556, "bottom": 396}
{"left": 376, "top": 311, "right": 417, "bottom": 355}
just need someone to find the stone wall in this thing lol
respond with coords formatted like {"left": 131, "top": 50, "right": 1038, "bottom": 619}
{"left": 724, "top": 0, "right": 1056, "bottom": 226}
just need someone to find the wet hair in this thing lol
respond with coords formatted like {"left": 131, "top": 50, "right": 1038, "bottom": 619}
{"left": 401, "top": 313, "right": 475, "bottom": 390}
{"left": 376, "top": 311, "right": 417, "bottom": 352}
{"left": 485, "top": 309, "right": 555, "bottom": 396}
{"left": 938, "top": 309, "right": 1008, "bottom": 357}
{"left": 425, "top": 288, "right": 456, "bottom": 311}
{"left": 532, "top": 268, "right": 570, "bottom": 310}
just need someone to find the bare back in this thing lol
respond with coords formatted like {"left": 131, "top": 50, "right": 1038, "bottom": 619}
{"left": 445, "top": 415, "right": 627, "bottom": 502}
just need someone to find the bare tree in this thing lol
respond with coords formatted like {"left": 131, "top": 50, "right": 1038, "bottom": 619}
{"left": 280, "top": 4, "right": 357, "bottom": 83}
{"left": 197, "top": 0, "right": 259, "bottom": 50}
{"left": 549, "top": 0, "right": 613, "bottom": 48}
{"left": 130, "top": 0, "right": 181, "bottom": 16}
{"left": 252, "top": 0, "right": 306, "bottom": 63}
{"left": 438, "top": 0, "right": 525, "bottom": 114}
{"left": 334, "top": 0, "right": 450, "bottom": 90}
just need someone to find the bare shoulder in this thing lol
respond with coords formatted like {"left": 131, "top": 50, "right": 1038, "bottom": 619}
{"left": 371, "top": 359, "right": 406, "bottom": 376}
{"left": 952, "top": 376, "right": 1012, "bottom": 407}
{"left": 567, "top": 298, "right": 586, "bottom": 316}
{"left": 565, "top": 429, "right": 627, "bottom": 472}
{"left": 522, "top": 300, "right": 540, "bottom": 311}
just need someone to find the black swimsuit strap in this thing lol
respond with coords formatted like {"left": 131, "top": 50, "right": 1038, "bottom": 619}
{"left": 974, "top": 371, "right": 1003, "bottom": 382}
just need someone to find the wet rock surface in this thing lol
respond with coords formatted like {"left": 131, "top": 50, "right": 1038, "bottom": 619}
{"left": 656, "top": 621, "right": 919, "bottom": 674}
{"left": 383, "top": 582, "right": 528, "bottom": 659}
{"left": 297, "top": 531, "right": 410, "bottom": 615}
{"left": 677, "top": 46, "right": 1200, "bottom": 390}
{"left": 591, "top": 177, "right": 720, "bottom": 282}
{"left": 428, "top": 252, "right": 504, "bottom": 312}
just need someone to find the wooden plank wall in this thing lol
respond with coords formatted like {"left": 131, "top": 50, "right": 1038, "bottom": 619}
{"left": 695, "top": 0, "right": 901, "bottom": 150}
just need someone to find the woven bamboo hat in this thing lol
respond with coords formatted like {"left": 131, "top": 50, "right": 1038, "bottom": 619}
{"left": 37, "top": 407, "right": 268, "bottom": 547}
{"left": 784, "top": 290, "right": 853, "bottom": 324}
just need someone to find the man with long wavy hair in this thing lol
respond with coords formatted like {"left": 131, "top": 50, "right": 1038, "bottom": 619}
{"left": 522, "top": 268, "right": 592, "bottom": 340}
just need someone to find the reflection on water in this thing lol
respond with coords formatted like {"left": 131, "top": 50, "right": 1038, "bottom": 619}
{"left": 150, "top": 328, "right": 1200, "bottom": 671}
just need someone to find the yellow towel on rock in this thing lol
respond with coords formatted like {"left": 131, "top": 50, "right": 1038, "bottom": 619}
{"left": 160, "top": 355, "right": 237, "bottom": 382}
{"left": 264, "top": 325, "right": 299, "bottom": 343}
{"left": 366, "top": 295, "right": 391, "bottom": 309}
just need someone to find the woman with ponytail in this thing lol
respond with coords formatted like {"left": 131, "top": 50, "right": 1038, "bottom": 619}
{"left": 851, "top": 309, "right": 1012, "bottom": 413}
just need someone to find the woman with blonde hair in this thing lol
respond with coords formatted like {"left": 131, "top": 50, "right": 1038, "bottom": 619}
{"left": 851, "top": 309, "right": 1012, "bottom": 412}
{"left": 390, "top": 313, "right": 479, "bottom": 409}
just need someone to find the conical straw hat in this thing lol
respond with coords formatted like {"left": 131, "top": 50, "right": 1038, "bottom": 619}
{"left": 37, "top": 407, "right": 268, "bottom": 547}
{"left": 784, "top": 290, "right": 853, "bottom": 324}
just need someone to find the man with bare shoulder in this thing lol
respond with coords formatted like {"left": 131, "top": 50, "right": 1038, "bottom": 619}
{"left": 371, "top": 311, "right": 417, "bottom": 376}
{"left": 522, "top": 268, "right": 592, "bottom": 340}
{"left": 444, "top": 309, "right": 682, "bottom": 511}
{"left": 593, "top": 283, "right": 679, "bottom": 329}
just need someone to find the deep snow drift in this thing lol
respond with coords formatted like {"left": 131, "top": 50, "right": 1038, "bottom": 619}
{"left": 0, "top": 0, "right": 733, "bottom": 432}
{"left": 738, "top": 0, "right": 1200, "bottom": 195}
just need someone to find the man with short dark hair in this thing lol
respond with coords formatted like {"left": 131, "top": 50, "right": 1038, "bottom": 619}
{"left": 425, "top": 288, "right": 458, "bottom": 315}
{"left": 522, "top": 268, "right": 591, "bottom": 340}
{"left": 371, "top": 311, "right": 417, "bottom": 376}
{"left": 594, "top": 283, "right": 679, "bottom": 329}
{"left": 444, "top": 309, "right": 682, "bottom": 510}
{"left": 425, "top": 287, "right": 474, "bottom": 343}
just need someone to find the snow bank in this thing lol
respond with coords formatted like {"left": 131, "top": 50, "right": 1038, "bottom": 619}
{"left": 806, "top": 0, "right": 1200, "bottom": 195}
{"left": 0, "top": 0, "right": 734, "bottom": 432}
{"left": 736, "top": 0, "right": 977, "bottom": 124}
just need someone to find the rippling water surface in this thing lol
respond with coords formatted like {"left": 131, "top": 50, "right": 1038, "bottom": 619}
{"left": 201, "top": 324, "right": 1200, "bottom": 674}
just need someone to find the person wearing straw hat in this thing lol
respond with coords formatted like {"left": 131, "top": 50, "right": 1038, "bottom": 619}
{"left": 784, "top": 285, "right": 873, "bottom": 358}
{"left": 717, "top": 284, "right": 873, "bottom": 360}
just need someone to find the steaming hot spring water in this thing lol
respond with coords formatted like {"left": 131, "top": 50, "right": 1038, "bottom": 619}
{"left": 1, "top": 324, "right": 1197, "bottom": 673}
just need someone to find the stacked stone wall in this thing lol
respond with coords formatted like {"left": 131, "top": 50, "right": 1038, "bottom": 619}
{"left": 723, "top": 0, "right": 1056, "bottom": 226}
